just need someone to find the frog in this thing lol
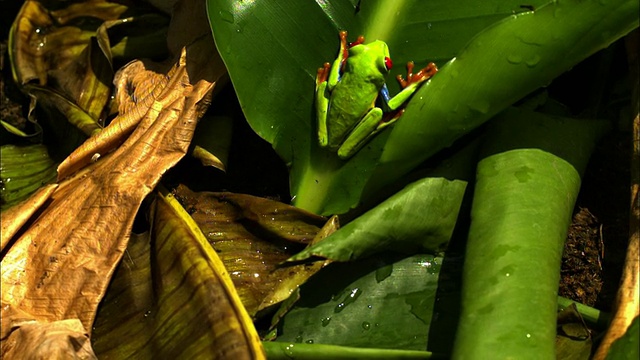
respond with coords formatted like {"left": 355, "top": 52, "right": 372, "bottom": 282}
{"left": 315, "top": 31, "right": 438, "bottom": 159}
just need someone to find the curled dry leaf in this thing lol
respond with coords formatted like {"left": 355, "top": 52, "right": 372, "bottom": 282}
{"left": 10, "top": 1, "right": 123, "bottom": 126}
{"left": 0, "top": 35, "right": 226, "bottom": 359}
{"left": 174, "top": 184, "right": 335, "bottom": 316}
{"left": 10, "top": 0, "right": 127, "bottom": 88}
{"left": 10, "top": 1, "right": 170, "bottom": 143}
{"left": 1, "top": 319, "right": 97, "bottom": 360}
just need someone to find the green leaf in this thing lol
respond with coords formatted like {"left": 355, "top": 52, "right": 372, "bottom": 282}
{"left": 208, "top": 0, "right": 638, "bottom": 215}
{"left": 372, "top": 0, "right": 638, "bottom": 183}
{"left": 276, "top": 254, "right": 461, "bottom": 352}
{"left": 207, "top": 0, "right": 558, "bottom": 214}
{"left": 289, "top": 177, "right": 466, "bottom": 262}
{"left": 262, "top": 341, "right": 435, "bottom": 359}
{"left": 452, "top": 108, "right": 608, "bottom": 359}
{"left": 606, "top": 316, "right": 640, "bottom": 360}
{"left": 557, "top": 296, "right": 610, "bottom": 330}
{"left": 0, "top": 144, "right": 57, "bottom": 209}
{"left": 364, "top": 0, "right": 637, "bottom": 213}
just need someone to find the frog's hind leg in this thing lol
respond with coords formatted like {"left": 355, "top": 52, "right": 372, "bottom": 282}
{"left": 316, "top": 64, "right": 331, "bottom": 147}
{"left": 337, "top": 107, "right": 383, "bottom": 159}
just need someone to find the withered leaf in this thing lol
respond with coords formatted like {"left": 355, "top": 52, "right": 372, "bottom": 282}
{"left": 10, "top": 0, "right": 170, "bottom": 140}
{"left": 174, "top": 184, "right": 334, "bottom": 316}
{"left": 1, "top": 34, "right": 225, "bottom": 359}
{"left": 91, "top": 189, "right": 265, "bottom": 359}
{"left": 1, "top": 319, "right": 97, "bottom": 360}
{"left": 0, "top": 183, "right": 57, "bottom": 252}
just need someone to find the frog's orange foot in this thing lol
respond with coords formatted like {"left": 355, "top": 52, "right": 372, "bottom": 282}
{"left": 397, "top": 62, "right": 438, "bottom": 88}
{"left": 337, "top": 31, "right": 365, "bottom": 71}
{"left": 316, "top": 62, "right": 331, "bottom": 85}
{"left": 349, "top": 35, "right": 365, "bottom": 48}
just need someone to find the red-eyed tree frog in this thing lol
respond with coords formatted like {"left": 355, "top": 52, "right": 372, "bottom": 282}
{"left": 315, "top": 31, "right": 438, "bottom": 159}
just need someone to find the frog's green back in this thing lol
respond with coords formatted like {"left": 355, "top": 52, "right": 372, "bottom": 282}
{"left": 325, "top": 41, "right": 389, "bottom": 149}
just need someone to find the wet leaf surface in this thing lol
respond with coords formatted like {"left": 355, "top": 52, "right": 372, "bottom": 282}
{"left": 275, "top": 253, "right": 459, "bottom": 352}
{"left": 0, "top": 144, "right": 57, "bottom": 209}
{"left": 9, "top": 0, "right": 169, "bottom": 143}
{"left": 288, "top": 177, "right": 466, "bottom": 262}
{"left": 174, "top": 184, "right": 332, "bottom": 316}
{"left": 92, "top": 189, "right": 265, "bottom": 359}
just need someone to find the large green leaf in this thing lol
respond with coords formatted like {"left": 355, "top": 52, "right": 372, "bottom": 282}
{"left": 207, "top": 0, "right": 638, "bottom": 215}
{"left": 606, "top": 316, "right": 640, "bottom": 360}
{"left": 275, "top": 253, "right": 462, "bottom": 353}
{"left": 207, "top": 0, "right": 558, "bottom": 214}
{"left": 262, "top": 342, "right": 434, "bottom": 359}
{"left": 288, "top": 177, "right": 466, "bottom": 262}
{"left": 452, "top": 108, "right": 608, "bottom": 359}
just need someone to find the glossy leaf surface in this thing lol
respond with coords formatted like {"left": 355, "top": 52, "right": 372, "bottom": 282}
{"left": 92, "top": 189, "right": 265, "bottom": 359}
{"left": 276, "top": 254, "right": 462, "bottom": 353}
{"left": 452, "top": 108, "right": 608, "bottom": 358}
{"left": 289, "top": 177, "right": 466, "bottom": 262}
{"left": 207, "top": 0, "right": 638, "bottom": 214}
{"left": 0, "top": 144, "right": 57, "bottom": 209}
{"left": 173, "top": 184, "right": 332, "bottom": 316}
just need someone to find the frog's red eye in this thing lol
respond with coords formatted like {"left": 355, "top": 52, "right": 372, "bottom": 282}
{"left": 384, "top": 57, "right": 393, "bottom": 71}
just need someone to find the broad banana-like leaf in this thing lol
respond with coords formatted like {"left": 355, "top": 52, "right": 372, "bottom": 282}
{"left": 91, "top": 189, "right": 265, "bottom": 359}
{"left": 207, "top": 0, "right": 638, "bottom": 215}
{"left": 2, "top": 318, "right": 97, "bottom": 359}
{"left": 173, "top": 184, "right": 333, "bottom": 316}
{"left": 276, "top": 254, "right": 461, "bottom": 353}
{"left": 0, "top": 183, "right": 57, "bottom": 252}
{"left": 288, "top": 177, "right": 466, "bottom": 262}
{"left": 262, "top": 341, "right": 433, "bottom": 359}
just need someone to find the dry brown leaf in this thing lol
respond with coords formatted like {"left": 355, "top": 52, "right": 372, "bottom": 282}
{"left": 10, "top": 0, "right": 128, "bottom": 88}
{"left": 174, "top": 185, "right": 335, "bottom": 316}
{"left": 1, "top": 319, "right": 97, "bottom": 360}
{"left": 1, "top": 31, "right": 225, "bottom": 360}
{"left": 0, "top": 184, "right": 57, "bottom": 252}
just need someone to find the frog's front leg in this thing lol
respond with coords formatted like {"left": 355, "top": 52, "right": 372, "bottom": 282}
{"left": 337, "top": 107, "right": 383, "bottom": 159}
{"left": 388, "top": 61, "right": 438, "bottom": 110}
{"left": 373, "top": 61, "right": 438, "bottom": 132}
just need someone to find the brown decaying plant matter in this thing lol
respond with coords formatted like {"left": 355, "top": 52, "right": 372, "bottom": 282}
{"left": 1, "top": 2, "right": 227, "bottom": 357}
